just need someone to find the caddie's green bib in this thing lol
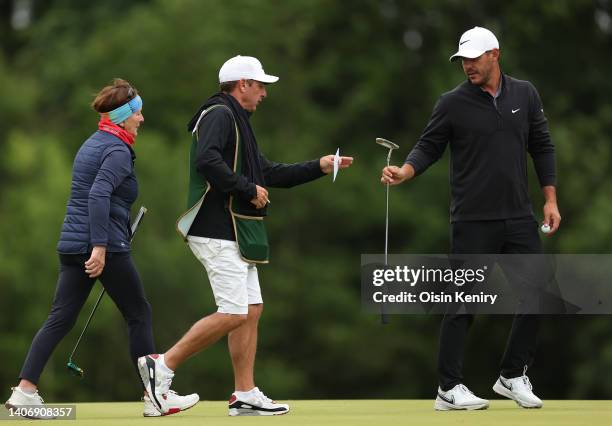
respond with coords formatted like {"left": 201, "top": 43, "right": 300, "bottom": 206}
{"left": 176, "top": 105, "right": 269, "bottom": 263}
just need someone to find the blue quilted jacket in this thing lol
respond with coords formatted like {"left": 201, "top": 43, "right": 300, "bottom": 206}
{"left": 57, "top": 130, "right": 138, "bottom": 254}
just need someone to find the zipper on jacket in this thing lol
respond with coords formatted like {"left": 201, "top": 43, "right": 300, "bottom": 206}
{"left": 481, "top": 90, "right": 504, "bottom": 130}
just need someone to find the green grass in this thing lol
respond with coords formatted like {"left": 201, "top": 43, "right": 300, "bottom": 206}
{"left": 25, "top": 400, "right": 612, "bottom": 425}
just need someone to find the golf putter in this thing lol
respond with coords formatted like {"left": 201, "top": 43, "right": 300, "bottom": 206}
{"left": 376, "top": 138, "right": 399, "bottom": 324}
{"left": 67, "top": 206, "right": 148, "bottom": 377}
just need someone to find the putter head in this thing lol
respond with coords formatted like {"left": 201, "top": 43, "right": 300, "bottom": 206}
{"left": 67, "top": 360, "right": 84, "bottom": 377}
{"left": 376, "top": 137, "right": 399, "bottom": 150}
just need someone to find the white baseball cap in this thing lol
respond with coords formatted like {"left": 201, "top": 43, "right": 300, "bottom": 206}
{"left": 449, "top": 27, "right": 499, "bottom": 62}
{"left": 218, "top": 55, "right": 279, "bottom": 84}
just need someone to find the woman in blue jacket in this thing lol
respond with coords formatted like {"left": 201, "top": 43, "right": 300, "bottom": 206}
{"left": 5, "top": 79, "right": 197, "bottom": 418}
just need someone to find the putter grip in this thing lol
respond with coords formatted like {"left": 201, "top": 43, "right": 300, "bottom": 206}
{"left": 130, "top": 206, "right": 148, "bottom": 242}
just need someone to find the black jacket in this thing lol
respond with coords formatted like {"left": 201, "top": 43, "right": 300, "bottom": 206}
{"left": 188, "top": 97, "right": 324, "bottom": 240}
{"left": 405, "top": 73, "right": 556, "bottom": 222}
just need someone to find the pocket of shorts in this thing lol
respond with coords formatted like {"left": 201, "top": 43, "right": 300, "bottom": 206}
{"left": 188, "top": 237, "right": 223, "bottom": 261}
{"left": 208, "top": 239, "right": 223, "bottom": 253}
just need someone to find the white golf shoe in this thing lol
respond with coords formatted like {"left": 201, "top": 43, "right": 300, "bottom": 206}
{"left": 228, "top": 387, "right": 289, "bottom": 416}
{"left": 142, "top": 390, "right": 198, "bottom": 417}
{"left": 143, "top": 395, "right": 161, "bottom": 417}
{"left": 5, "top": 387, "right": 55, "bottom": 419}
{"left": 137, "top": 354, "right": 199, "bottom": 416}
{"left": 493, "top": 375, "right": 543, "bottom": 408}
{"left": 434, "top": 384, "right": 489, "bottom": 410}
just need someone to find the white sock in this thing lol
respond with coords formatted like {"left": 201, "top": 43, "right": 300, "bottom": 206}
{"left": 19, "top": 387, "right": 36, "bottom": 395}
{"left": 158, "top": 354, "right": 174, "bottom": 374}
{"left": 234, "top": 387, "right": 257, "bottom": 399}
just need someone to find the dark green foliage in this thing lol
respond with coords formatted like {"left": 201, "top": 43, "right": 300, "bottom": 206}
{"left": 0, "top": 0, "right": 611, "bottom": 401}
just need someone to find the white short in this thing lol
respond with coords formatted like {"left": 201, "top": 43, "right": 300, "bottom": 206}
{"left": 187, "top": 236, "right": 263, "bottom": 315}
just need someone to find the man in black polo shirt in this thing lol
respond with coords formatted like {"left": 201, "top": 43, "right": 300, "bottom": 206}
{"left": 381, "top": 26, "right": 561, "bottom": 410}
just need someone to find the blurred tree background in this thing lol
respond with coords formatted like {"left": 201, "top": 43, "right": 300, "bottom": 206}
{"left": 1, "top": 0, "right": 611, "bottom": 402}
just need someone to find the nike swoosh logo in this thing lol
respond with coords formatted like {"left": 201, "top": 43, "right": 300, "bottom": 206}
{"left": 500, "top": 378, "right": 513, "bottom": 391}
{"left": 459, "top": 40, "right": 470, "bottom": 45}
{"left": 512, "top": 108, "right": 520, "bottom": 114}
{"left": 438, "top": 393, "right": 454, "bottom": 404}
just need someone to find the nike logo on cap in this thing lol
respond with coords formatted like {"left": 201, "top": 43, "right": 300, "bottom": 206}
{"left": 512, "top": 108, "right": 520, "bottom": 114}
{"left": 459, "top": 40, "right": 470, "bottom": 45}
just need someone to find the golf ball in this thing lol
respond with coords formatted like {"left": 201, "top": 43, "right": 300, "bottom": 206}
{"left": 541, "top": 224, "right": 551, "bottom": 234}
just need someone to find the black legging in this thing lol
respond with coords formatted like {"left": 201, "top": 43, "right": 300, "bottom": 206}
{"left": 19, "top": 252, "right": 155, "bottom": 384}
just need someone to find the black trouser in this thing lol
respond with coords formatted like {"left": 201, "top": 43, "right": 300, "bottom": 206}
{"left": 438, "top": 217, "right": 541, "bottom": 391}
{"left": 19, "top": 252, "right": 155, "bottom": 385}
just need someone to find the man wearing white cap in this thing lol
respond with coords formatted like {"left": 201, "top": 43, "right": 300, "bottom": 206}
{"left": 137, "top": 55, "right": 352, "bottom": 416}
{"left": 382, "top": 27, "right": 560, "bottom": 410}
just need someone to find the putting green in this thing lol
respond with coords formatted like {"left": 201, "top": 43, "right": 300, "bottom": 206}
{"left": 21, "top": 400, "right": 612, "bottom": 425}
